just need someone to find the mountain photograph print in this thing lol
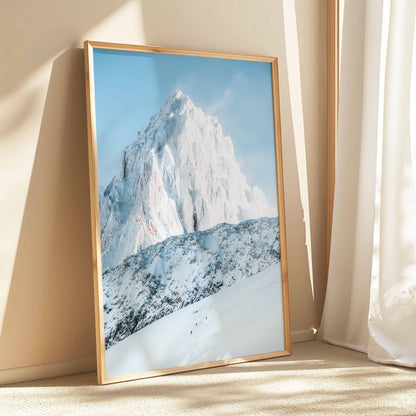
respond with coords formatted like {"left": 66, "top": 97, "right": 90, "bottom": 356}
{"left": 84, "top": 42, "right": 290, "bottom": 384}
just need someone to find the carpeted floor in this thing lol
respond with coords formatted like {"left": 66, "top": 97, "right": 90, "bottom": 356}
{"left": 1, "top": 341, "right": 415, "bottom": 416}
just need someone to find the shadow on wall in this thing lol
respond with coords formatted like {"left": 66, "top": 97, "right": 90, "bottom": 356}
{"left": 0, "top": 0, "right": 128, "bottom": 98}
{"left": 0, "top": 49, "right": 96, "bottom": 369}
{"left": 0, "top": 0, "right": 130, "bottom": 147}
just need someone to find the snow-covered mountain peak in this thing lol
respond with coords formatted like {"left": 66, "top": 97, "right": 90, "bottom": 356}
{"left": 155, "top": 89, "right": 195, "bottom": 121}
{"left": 99, "top": 91, "right": 277, "bottom": 271}
{"left": 128, "top": 90, "right": 202, "bottom": 158}
{"left": 165, "top": 89, "right": 188, "bottom": 106}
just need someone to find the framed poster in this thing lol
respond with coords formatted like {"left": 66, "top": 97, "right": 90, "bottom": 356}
{"left": 84, "top": 41, "right": 291, "bottom": 384}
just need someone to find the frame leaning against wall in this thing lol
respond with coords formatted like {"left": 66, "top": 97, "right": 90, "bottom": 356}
{"left": 84, "top": 41, "right": 291, "bottom": 384}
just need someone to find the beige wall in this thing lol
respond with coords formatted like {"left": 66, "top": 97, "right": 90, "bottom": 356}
{"left": 0, "top": 0, "right": 326, "bottom": 376}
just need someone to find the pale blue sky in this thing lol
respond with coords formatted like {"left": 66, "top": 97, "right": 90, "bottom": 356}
{"left": 93, "top": 48, "right": 278, "bottom": 206}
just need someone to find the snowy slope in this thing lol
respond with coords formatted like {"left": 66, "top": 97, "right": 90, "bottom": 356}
{"left": 103, "top": 216, "right": 280, "bottom": 348}
{"left": 105, "top": 263, "right": 284, "bottom": 378}
{"left": 99, "top": 90, "right": 277, "bottom": 271}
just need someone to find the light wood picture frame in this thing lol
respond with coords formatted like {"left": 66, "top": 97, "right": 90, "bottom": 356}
{"left": 84, "top": 41, "right": 291, "bottom": 385}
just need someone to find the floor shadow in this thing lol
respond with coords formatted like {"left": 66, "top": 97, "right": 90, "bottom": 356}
{"left": 4, "top": 341, "right": 395, "bottom": 388}
{"left": 3, "top": 342, "right": 416, "bottom": 416}
{"left": 0, "top": 49, "right": 96, "bottom": 369}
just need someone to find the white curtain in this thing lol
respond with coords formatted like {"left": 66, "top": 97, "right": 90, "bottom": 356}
{"left": 320, "top": 0, "right": 416, "bottom": 367}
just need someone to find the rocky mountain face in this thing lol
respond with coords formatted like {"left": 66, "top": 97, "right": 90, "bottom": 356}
{"left": 99, "top": 90, "right": 276, "bottom": 271}
{"left": 103, "top": 217, "right": 280, "bottom": 349}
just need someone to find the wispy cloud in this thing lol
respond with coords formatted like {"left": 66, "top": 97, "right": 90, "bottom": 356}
{"left": 174, "top": 72, "right": 199, "bottom": 95}
{"left": 207, "top": 88, "right": 234, "bottom": 114}
{"left": 207, "top": 72, "right": 247, "bottom": 115}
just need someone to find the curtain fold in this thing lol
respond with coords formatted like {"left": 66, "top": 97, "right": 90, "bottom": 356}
{"left": 320, "top": 0, "right": 416, "bottom": 367}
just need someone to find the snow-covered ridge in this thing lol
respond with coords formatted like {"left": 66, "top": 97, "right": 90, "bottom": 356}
{"left": 103, "top": 216, "right": 280, "bottom": 349}
{"left": 99, "top": 90, "right": 277, "bottom": 271}
{"left": 105, "top": 263, "right": 283, "bottom": 377}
